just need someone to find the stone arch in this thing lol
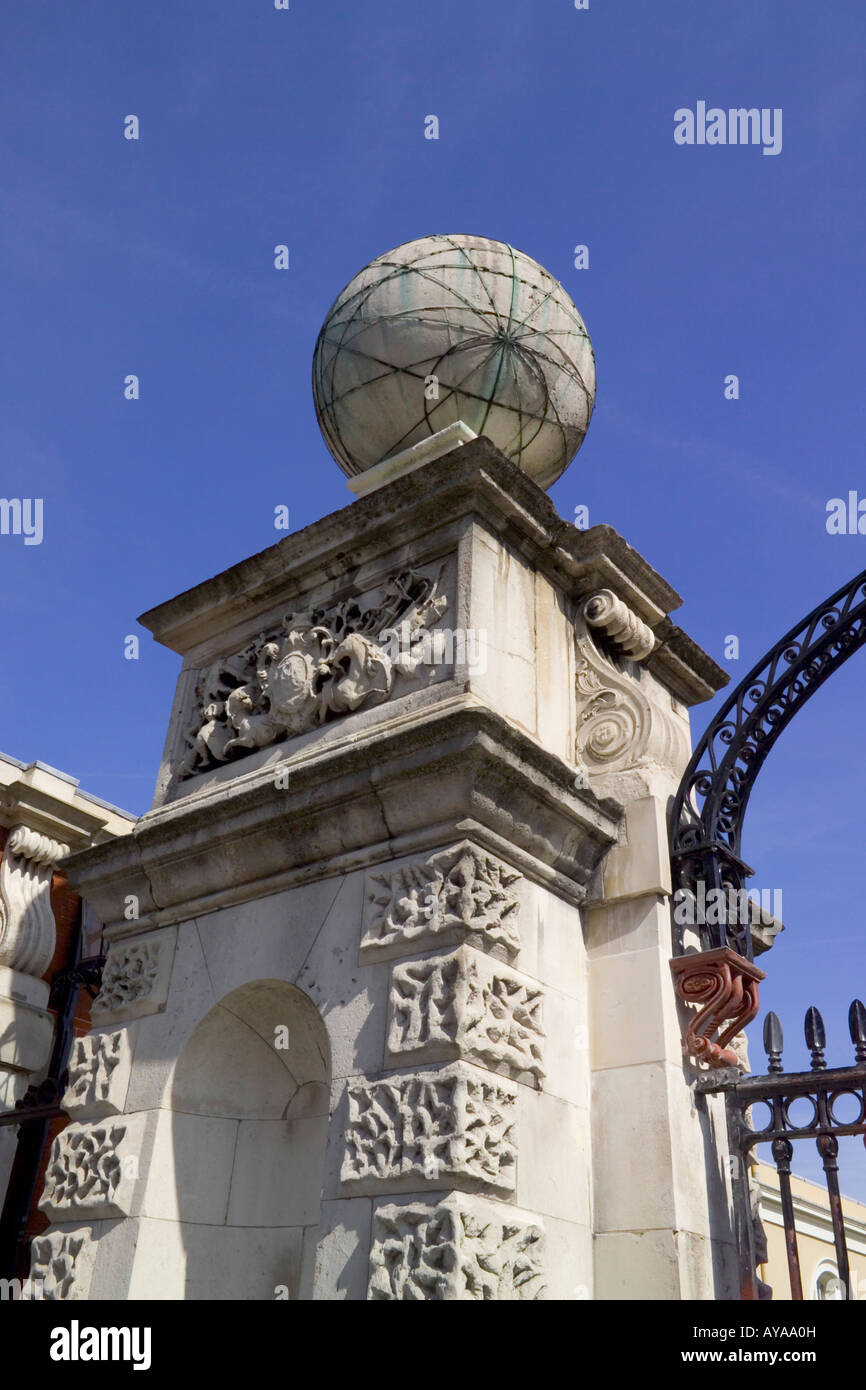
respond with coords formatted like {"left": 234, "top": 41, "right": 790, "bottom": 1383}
{"left": 166, "top": 978, "right": 331, "bottom": 1300}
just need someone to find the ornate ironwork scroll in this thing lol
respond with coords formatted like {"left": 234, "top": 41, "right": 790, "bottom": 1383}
{"left": 670, "top": 567, "right": 866, "bottom": 957}
{"left": 670, "top": 948, "right": 764, "bottom": 1068}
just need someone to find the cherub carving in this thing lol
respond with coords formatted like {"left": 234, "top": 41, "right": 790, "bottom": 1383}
{"left": 224, "top": 685, "right": 279, "bottom": 752}
{"left": 179, "top": 701, "right": 234, "bottom": 775}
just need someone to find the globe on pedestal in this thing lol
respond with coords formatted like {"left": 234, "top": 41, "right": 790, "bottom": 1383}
{"left": 312, "top": 234, "right": 596, "bottom": 492}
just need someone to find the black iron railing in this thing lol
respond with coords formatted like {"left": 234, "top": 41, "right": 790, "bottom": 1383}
{"left": 699, "top": 999, "right": 866, "bottom": 1300}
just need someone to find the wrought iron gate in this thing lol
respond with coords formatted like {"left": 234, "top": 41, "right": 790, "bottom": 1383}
{"left": 699, "top": 1002, "right": 866, "bottom": 1300}
{"left": 668, "top": 567, "right": 866, "bottom": 1298}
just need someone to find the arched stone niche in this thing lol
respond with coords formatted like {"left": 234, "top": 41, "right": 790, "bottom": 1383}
{"left": 168, "top": 979, "right": 331, "bottom": 1300}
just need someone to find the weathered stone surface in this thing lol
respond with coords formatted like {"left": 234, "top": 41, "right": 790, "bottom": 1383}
{"left": 387, "top": 946, "right": 544, "bottom": 1087}
{"left": 362, "top": 843, "right": 521, "bottom": 963}
{"left": 340, "top": 1063, "right": 517, "bottom": 1196}
{"left": 39, "top": 1118, "right": 143, "bottom": 1222}
{"left": 47, "top": 440, "right": 737, "bottom": 1302}
{"left": 0, "top": 825, "right": 69, "bottom": 979}
{"left": 0, "top": 991, "right": 53, "bottom": 1074}
{"left": 179, "top": 567, "right": 449, "bottom": 777}
{"left": 368, "top": 1192, "right": 545, "bottom": 1300}
{"left": 63, "top": 1030, "right": 132, "bottom": 1118}
{"left": 574, "top": 630, "right": 689, "bottom": 779}
{"left": 64, "top": 706, "right": 622, "bottom": 933}
{"left": 29, "top": 1227, "right": 97, "bottom": 1300}
{"left": 91, "top": 928, "right": 175, "bottom": 1023}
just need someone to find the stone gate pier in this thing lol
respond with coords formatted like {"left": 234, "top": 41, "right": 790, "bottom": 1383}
{"left": 30, "top": 235, "right": 745, "bottom": 1300}
{"left": 40, "top": 438, "right": 739, "bottom": 1300}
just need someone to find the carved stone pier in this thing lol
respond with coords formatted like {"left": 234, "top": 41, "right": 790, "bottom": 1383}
{"left": 51, "top": 439, "right": 737, "bottom": 1299}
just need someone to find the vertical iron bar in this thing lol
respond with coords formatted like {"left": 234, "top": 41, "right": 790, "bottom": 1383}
{"left": 771, "top": 1136, "right": 803, "bottom": 1300}
{"left": 816, "top": 1134, "right": 852, "bottom": 1299}
{"left": 727, "top": 1093, "right": 759, "bottom": 1300}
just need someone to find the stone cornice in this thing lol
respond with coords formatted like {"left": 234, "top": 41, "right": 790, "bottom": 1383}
{"left": 0, "top": 755, "right": 136, "bottom": 848}
{"left": 62, "top": 699, "right": 624, "bottom": 936}
{"left": 138, "top": 440, "right": 726, "bottom": 707}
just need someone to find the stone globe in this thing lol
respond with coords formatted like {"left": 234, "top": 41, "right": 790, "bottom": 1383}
{"left": 312, "top": 234, "right": 596, "bottom": 491}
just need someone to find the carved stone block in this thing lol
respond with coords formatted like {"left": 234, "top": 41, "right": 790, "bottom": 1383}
{"left": 91, "top": 928, "right": 175, "bottom": 1023}
{"left": 574, "top": 630, "right": 689, "bottom": 777}
{"left": 387, "top": 946, "right": 545, "bottom": 1087}
{"left": 29, "top": 1227, "right": 97, "bottom": 1300}
{"left": 0, "top": 824, "right": 70, "bottom": 980}
{"left": 39, "top": 1118, "right": 142, "bottom": 1221}
{"left": 361, "top": 842, "right": 521, "bottom": 963}
{"left": 62, "top": 1030, "right": 132, "bottom": 1118}
{"left": 368, "top": 1193, "right": 545, "bottom": 1300}
{"left": 178, "top": 567, "right": 448, "bottom": 777}
{"left": 341, "top": 1063, "right": 517, "bottom": 1197}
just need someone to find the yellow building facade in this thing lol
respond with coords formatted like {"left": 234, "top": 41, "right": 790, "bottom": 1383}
{"left": 754, "top": 1161, "right": 866, "bottom": 1301}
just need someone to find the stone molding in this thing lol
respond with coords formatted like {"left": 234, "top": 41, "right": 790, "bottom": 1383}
{"left": 368, "top": 1192, "right": 545, "bottom": 1300}
{"left": 62, "top": 1030, "right": 133, "bottom": 1118}
{"left": 362, "top": 843, "right": 522, "bottom": 963}
{"left": 0, "top": 754, "right": 136, "bottom": 847}
{"left": 63, "top": 705, "right": 623, "bottom": 933}
{"left": 91, "top": 929, "right": 175, "bottom": 1024}
{"left": 386, "top": 946, "right": 545, "bottom": 1088}
{"left": 137, "top": 442, "right": 724, "bottom": 709}
{"left": 340, "top": 1062, "right": 518, "bottom": 1197}
{"left": 0, "top": 824, "right": 69, "bottom": 979}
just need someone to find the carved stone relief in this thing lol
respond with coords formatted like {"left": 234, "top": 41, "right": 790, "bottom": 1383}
{"left": 574, "top": 629, "right": 689, "bottom": 776}
{"left": 39, "top": 1121, "right": 135, "bottom": 1221}
{"left": 361, "top": 842, "right": 521, "bottom": 963}
{"left": 368, "top": 1193, "right": 545, "bottom": 1300}
{"left": 387, "top": 947, "right": 544, "bottom": 1087}
{"left": 0, "top": 825, "right": 69, "bottom": 979}
{"left": 29, "top": 1228, "right": 96, "bottom": 1300}
{"left": 91, "top": 928, "right": 175, "bottom": 1024}
{"left": 583, "top": 589, "right": 656, "bottom": 662}
{"left": 63, "top": 1030, "right": 132, "bottom": 1118}
{"left": 340, "top": 1063, "right": 518, "bottom": 1197}
{"left": 179, "top": 568, "right": 448, "bottom": 777}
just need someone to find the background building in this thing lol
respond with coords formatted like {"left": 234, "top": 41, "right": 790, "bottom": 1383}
{"left": 754, "top": 1159, "right": 866, "bottom": 1301}
{"left": 0, "top": 753, "right": 135, "bottom": 1280}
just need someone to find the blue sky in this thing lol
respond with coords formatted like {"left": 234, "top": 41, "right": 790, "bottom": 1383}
{"left": 2, "top": 4, "right": 865, "bottom": 1201}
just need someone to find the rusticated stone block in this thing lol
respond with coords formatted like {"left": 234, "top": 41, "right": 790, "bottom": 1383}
{"left": 29, "top": 1227, "right": 97, "bottom": 1300}
{"left": 369, "top": 1192, "right": 545, "bottom": 1300}
{"left": 91, "top": 928, "right": 175, "bottom": 1024}
{"left": 340, "top": 1063, "right": 517, "bottom": 1197}
{"left": 62, "top": 1030, "right": 132, "bottom": 1118}
{"left": 39, "top": 1117, "right": 143, "bottom": 1222}
{"left": 361, "top": 842, "right": 521, "bottom": 963}
{"left": 387, "top": 946, "right": 544, "bottom": 1087}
